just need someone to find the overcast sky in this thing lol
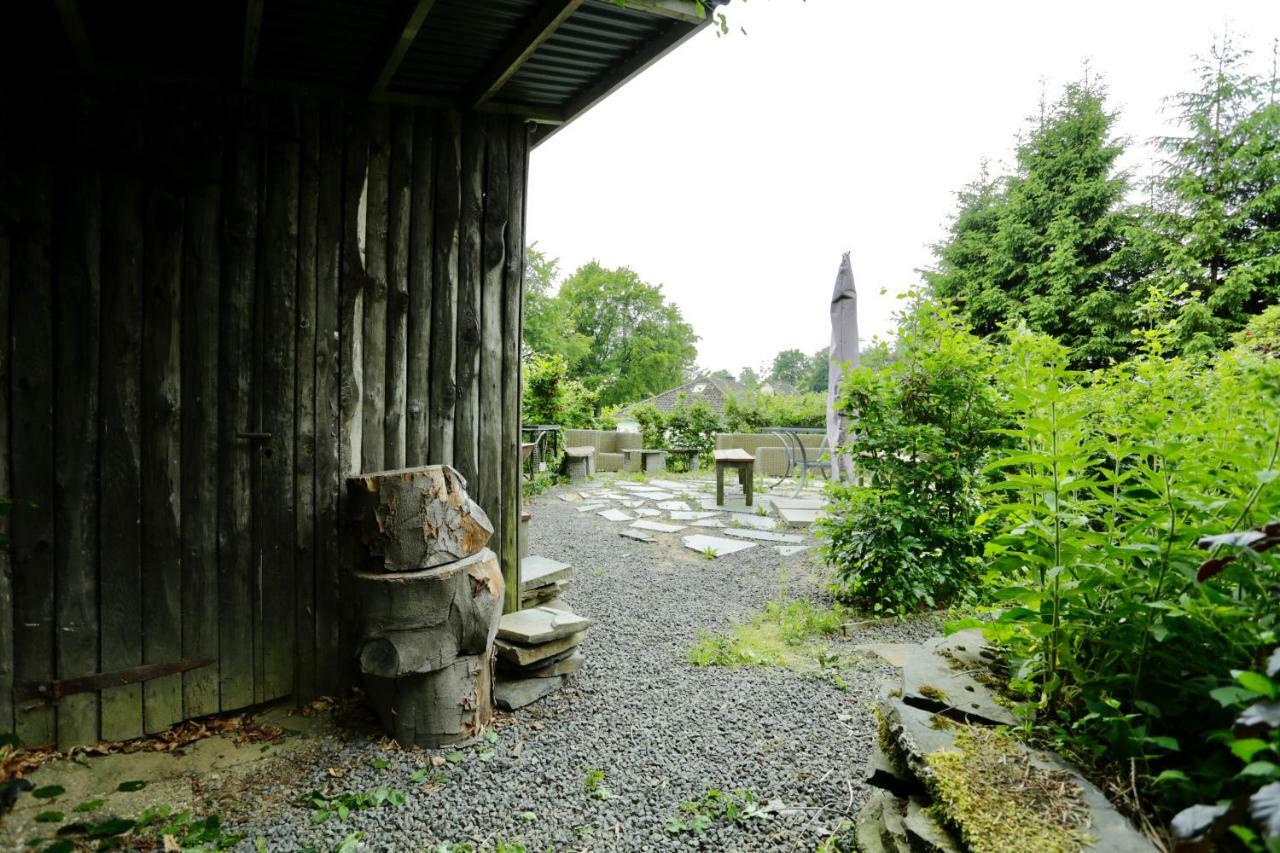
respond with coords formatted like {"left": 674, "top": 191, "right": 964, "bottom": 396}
{"left": 526, "top": 0, "right": 1280, "bottom": 376}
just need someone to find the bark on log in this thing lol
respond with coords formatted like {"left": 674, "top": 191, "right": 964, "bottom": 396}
{"left": 354, "top": 548, "right": 503, "bottom": 677}
{"left": 347, "top": 465, "right": 493, "bottom": 570}
{"left": 364, "top": 651, "right": 493, "bottom": 749}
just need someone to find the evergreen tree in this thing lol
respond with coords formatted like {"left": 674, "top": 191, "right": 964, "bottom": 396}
{"left": 1153, "top": 34, "right": 1280, "bottom": 350}
{"left": 928, "top": 78, "right": 1138, "bottom": 367}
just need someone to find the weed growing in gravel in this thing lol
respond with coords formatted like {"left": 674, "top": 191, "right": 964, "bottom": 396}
{"left": 583, "top": 769, "right": 619, "bottom": 801}
{"left": 687, "top": 599, "right": 858, "bottom": 684}
{"left": 665, "top": 789, "right": 771, "bottom": 836}
{"left": 300, "top": 786, "right": 407, "bottom": 825}
{"left": 20, "top": 801, "right": 243, "bottom": 851}
{"left": 703, "top": 547, "right": 718, "bottom": 560}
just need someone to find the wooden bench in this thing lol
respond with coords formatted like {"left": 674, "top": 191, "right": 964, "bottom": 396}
{"left": 622, "top": 448, "right": 667, "bottom": 473}
{"left": 714, "top": 449, "right": 755, "bottom": 506}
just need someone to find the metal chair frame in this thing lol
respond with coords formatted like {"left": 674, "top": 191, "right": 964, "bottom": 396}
{"left": 766, "top": 426, "right": 830, "bottom": 497}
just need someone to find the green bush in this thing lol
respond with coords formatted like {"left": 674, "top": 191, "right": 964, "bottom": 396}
{"left": 630, "top": 398, "right": 724, "bottom": 469}
{"left": 722, "top": 390, "right": 826, "bottom": 432}
{"left": 818, "top": 297, "right": 1005, "bottom": 615}
{"left": 521, "top": 353, "right": 598, "bottom": 429}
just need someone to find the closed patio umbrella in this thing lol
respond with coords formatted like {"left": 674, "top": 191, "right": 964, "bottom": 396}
{"left": 827, "top": 252, "right": 859, "bottom": 481}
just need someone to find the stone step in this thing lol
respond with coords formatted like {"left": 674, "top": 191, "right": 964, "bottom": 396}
{"left": 497, "top": 605, "right": 592, "bottom": 645}
{"left": 520, "top": 555, "right": 572, "bottom": 592}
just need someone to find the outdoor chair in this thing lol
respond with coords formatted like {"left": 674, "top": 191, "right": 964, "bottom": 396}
{"left": 767, "top": 427, "right": 830, "bottom": 497}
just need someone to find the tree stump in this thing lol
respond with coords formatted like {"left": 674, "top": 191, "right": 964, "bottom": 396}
{"left": 364, "top": 650, "right": 494, "bottom": 748}
{"left": 348, "top": 465, "right": 493, "bottom": 571}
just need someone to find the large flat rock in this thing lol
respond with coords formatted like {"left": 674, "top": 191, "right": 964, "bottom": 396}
{"left": 631, "top": 519, "right": 686, "bottom": 533}
{"left": 521, "top": 556, "right": 572, "bottom": 591}
{"left": 497, "top": 606, "right": 593, "bottom": 644}
{"left": 494, "top": 631, "right": 586, "bottom": 667}
{"left": 619, "top": 529, "right": 656, "bottom": 543}
{"left": 723, "top": 528, "right": 803, "bottom": 544}
{"left": 735, "top": 515, "right": 780, "bottom": 531}
{"left": 598, "top": 508, "right": 634, "bottom": 522}
{"left": 495, "top": 674, "right": 567, "bottom": 710}
{"left": 681, "top": 534, "right": 756, "bottom": 557}
{"left": 902, "top": 640, "right": 1017, "bottom": 726}
{"left": 777, "top": 506, "right": 826, "bottom": 527}
{"left": 905, "top": 796, "right": 962, "bottom": 852}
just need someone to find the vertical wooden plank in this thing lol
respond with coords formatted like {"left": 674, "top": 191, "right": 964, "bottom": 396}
{"left": 259, "top": 100, "right": 299, "bottom": 700}
{"left": 0, "top": 75, "right": 11, "bottom": 735}
{"left": 454, "top": 115, "right": 484, "bottom": 486}
{"left": 501, "top": 119, "right": 527, "bottom": 614}
{"left": 99, "top": 91, "right": 145, "bottom": 741}
{"left": 479, "top": 116, "right": 507, "bottom": 532}
{"left": 10, "top": 93, "right": 56, "bottom": 743}
{"left": 53, "top": 90, "right": 102, "bottom": 749}
{"left": 218, "top": 100, "right": 259, "bottom": 712}
{"left": 384, "top": 107, "right": 412, "bottom": 470}
{"left": 295, "top": 101, "right": 319, "bottom": 702}
{"left": 361, "top": 105, "right": 388, "bottom": 474}
{"left": 180, "top": 103, "right": 223, "bottom": 720}
{"left": 142, "top": 109, "right": 185, "bottom": 734}
{"left": 430, "top": 110, "right": 460, "bottom": 467}
{"left": 314, "top": 100, "right": 344, "bottom": 694}
{"left": 405, "top": 110, "right": 434, "bottom": 468}
{"left": 337, "top": 104, "right": 370, "bottom": 693}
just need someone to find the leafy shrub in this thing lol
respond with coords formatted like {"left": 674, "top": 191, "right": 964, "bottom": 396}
{"left": 819, "top": 298, "right": 1005, "bottom": 615}
{"left": 722, "top": 391, "right": 826, "bottom": 432}
{"left": 521, "top": 353, "right": 598, "bottom": 428}
{"left": 629, "top": 398, "right": 725, "bottom": 468}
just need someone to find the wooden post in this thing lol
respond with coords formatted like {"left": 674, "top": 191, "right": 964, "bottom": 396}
{"left": 361, "top": 105, "right": 389, "bottom": 474}
{"left": 0, "top": 76, "right": 12, "bottom": 735}
{"left": 454, "top": 115, "right": 484, "bottom": 485}
{"left": 385, "top": 107, "right": 412, "bottom": 469}
{"left": 405, "top": 109, "right": 434, "bottom": 467}
{"left": 430, "top": 110, "right": 461, "bottom": 466}
{"left": 180, "top": 102, "right": 223, "bottom": 721}
{"left": 141, "top": 112, "right": 185, "bottom": 734}
{"left": 217, "top": 99, "right": 259, "bottom": 713}
{"left": 314, "top": 99, "right": 345, "bottom": 695}
{"left": 295, "top": 101, "right": 320, "bottom": 702}
{"left": 479, "top": 116, "right": 508, "bottom": 540}
{"left": 501, "top": 119, "right": 528, "bottom": 614}
{"left": 259, "top": 99, "right": 299, "bottom": 701}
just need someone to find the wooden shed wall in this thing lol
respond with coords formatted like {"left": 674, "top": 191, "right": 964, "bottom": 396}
{"left": 0, "top": 77, "right": 527, "bottom": 749}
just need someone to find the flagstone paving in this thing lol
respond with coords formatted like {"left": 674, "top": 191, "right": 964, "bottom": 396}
{"left": 681, "top": 534, "right": 757, "bottom": 556}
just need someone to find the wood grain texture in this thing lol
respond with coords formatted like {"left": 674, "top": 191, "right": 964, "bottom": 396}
{"left": 430, "top": 111, "right": 460, "bottom": 467}
{"left": 53, "top": 92, "right": 102, "bottom": 748}
{"left": 454, "top": 115, "right": 484, "bottom": 486}
{"left": 384, "top": 106, "right": 412, "bottom": 469}
{"left": 217, "top": 103, "right": 259, "bottom": 712}
{"left": 258, "top": 100, "right": 299, "bottom": 701}
{"left": 295, "top": 101, "right": 320, "bottom": 702}
{"left": 478, "top": 116, "right": 508, "bottom": 533}
{"left": 314, "top": 99, "right": 344, "bottom": 693}
{"left": 0, "top": 77, "right": 11, "bottom": 734}
{"left": 98, "top": 94, "right": 145, "bottom": 741}
{"left": 180, "top": 103, "right": 223, "bottom": 720}
{"left": 501, "top": 119, "right": 528, "bottom": 613}
{"left": 141, "top": 112, "right": 185, "bottom": 734}
{"left": 405, "top": 110, "right": 434, "bottom": 467}
{"left": 360, "top": 105, "right": 389, "bottom": 474}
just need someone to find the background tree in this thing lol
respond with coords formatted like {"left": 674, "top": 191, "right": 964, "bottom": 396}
{"left": 737, "top": 366, "right": 760, "bottom": 388}
{"left": 769, "top": 348, "right": 812, "bottom": 386}
{"left": 522, "top": 246, "right": 590, "bottom": 364}
{"left": 557, "top": 261, "right": 698, "bottom": 407}
{"left": 805, "top": 349, "right": 829, "bottom": 392}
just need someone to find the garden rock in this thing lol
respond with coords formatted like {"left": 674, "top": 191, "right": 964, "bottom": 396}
{"left": 495, "top": 674, "right": 568, "bottom": 711}
{"left": 630, "top": 519, "right": 686, "bottom": 533}
{"left": 497, "top": 606, "right": 593, "bottom": 644}
{"left": 521, "top": 556, "right": 572, "bottom": 590}
{"left": 681, "top": 534, "right": 757, "bottom": 556}
{"left": 901, "top": 642, "right": 1017, "bottom": 726}
{"left": 905, "top": 796, "right": 962, "bottom": 852}
{"left": 723, "top": 528, "right": 803, "bottom": 544}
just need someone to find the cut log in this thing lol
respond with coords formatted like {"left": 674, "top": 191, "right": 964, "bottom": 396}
{"left": 354, "top": 549, "right": 503, "bottom": 677}
{"left": 364, "top": 650, "right": 493, "bottom": 749}
{"left": 348, "top": 465, "right": 493, "bottom": 570}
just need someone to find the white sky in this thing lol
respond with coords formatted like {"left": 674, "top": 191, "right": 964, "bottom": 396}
{"left": 526, "top": 0, "right": 1280, "bottom": 376}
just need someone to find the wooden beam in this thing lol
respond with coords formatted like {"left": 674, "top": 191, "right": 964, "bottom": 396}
{"left": 241, "top": 0, "right": 264, "bottom": 85}
{"left": 622, "top": 0, "right": 707, "bottom": 25}
{"left": 370, "top": 0, "right": 441, "bottom": 97}
{"left": 535, "top": 17, "right": 708, "bottom": 147}
{"left": 467, "top": 0, "right": 585, "bottom": 110}
{"left": 52, "top": 0, "right": 94, "bottom": 71}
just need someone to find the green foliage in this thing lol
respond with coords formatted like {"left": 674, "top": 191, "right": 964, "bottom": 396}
{"left": 665, "top": 789, "right": 770, "bottom": 836}
{"left": 927, "top": 78, "right": 1140, "bottom": 368}
{"left": 521, "top": 245, "right": 589, "bottom": 366}
{"left": 521, "top": 353, "right": 598, "bottom": 429}
{"left": 687, "top": 599, "right": 849, "bottom": 673}
{"left": 769, "top": 349, "right": 812, "bottom": 387}
{"left": 582, "top": 769, "right": 618, "bottom": 801}
{"left": 818, "top": 297, "right": 1006, "bottom": 615}
{"left": 721, "top": 390, "right": 826, "bottom": 432}
{"left": 301, "top": 785, "right": 408, "bottom": 825}
{"left": 630, "top": 399, "right": 725, "bottom": 467}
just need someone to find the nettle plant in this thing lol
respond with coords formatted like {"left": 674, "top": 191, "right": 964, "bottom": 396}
{"left": 978, "top": 322, "right": 1280, "bottom": 816}
{"left": 819, "top": 296, "right": 1005, "bottom": 615}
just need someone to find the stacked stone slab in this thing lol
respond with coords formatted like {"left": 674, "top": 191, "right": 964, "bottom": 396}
{"left": 347, "top": 465, "right": 504, "bottom": 748}
{"left": 859, "top": 630, "right": 1155, "bottom": 852}
{"left": 494, "top": 556, "right": 591, "bottom": 709}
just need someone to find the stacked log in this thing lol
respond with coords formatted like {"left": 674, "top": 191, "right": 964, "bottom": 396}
{"left": 347, "top": 466, "right": 503, "bottom": 747}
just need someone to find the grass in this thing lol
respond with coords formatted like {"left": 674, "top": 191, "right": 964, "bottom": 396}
{"left": 686, "top": 599, "right": 852, "bottom": 674}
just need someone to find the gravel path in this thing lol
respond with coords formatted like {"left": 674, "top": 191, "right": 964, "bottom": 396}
{"left": 229, "top": 478, "right": 940, "bottom": 852}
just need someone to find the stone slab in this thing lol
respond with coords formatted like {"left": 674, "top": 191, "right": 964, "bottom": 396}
{"left": 620, "top": 529, "right": 656, "bottom": 543}
{"left": 769, "top": 496, "right": 828, "bottom": 510}
{"left": 736, "top": 515, "right": 780, "bottom": 531}
{"left": 630, "top": 519, "right": 686, "bottom": 533}
{"left": 520, "top": 648, "right": 584, "bottom": 678}
{"left": 620, "top": 499, "right": 647, "bottom": 508}
{"left": 495, "top": 674, "right": 567, "bottom": 710}
{"left": 855, "top": 643, "right": 917, "bottom": 668}
{"left": 494, "top": 631, "right": 586, "bottom": 667}
{"left": 723, "top": 528, "right": 803, "bottom": 544}
{"left": 901, "top": 642, "right": 1016, "bottom": 726}
{"left": 699, "top": 497, "right": 775, "bottom": 514}
{"left": 648, "top": 479, "right": 688, "bottom": 490}
{"left": 521, "top": 581, "right": 568, "bottom": 608}
{"left": 656, "top": 500, "right": 691, "bottom": 511}
{"left": 598, "top": 509, "right": 635, "bottom": 522}
{"left": 521, "top": 556, "right": 572, "bottom": 591}
{"left": 906, "top": 796, "right": 962, "bottom": 852}
{"left": 498, "top": 606, "right": 593, "bottom": 644}
{"left": 669, "top": 510, "right": 720, "bottom": 520}
{"left": 633, "top": 508, "right": 662, "bottom": 517}
{"left": 690, "top": 518, "right": 726, "bottom": 528}
{"left": 774, "top": 545, "right": 809, "bottom": 556}
{"left": 631, "top": 490, "right": 674, "bottom": 500}
{"left": 778, "top": 506, "right": 826, "bottom": 527}
{"left": 558, "top": 492, "right": 582, "bottom": 503}
{"left": 576, "top": 502, "right": 607, "bottom": 512}
{"left": 681, "top": 534, "right": 757, "bottom": 556}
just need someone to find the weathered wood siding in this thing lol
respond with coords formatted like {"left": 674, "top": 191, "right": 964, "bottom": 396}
{"left": 0, "top": 78, "right": 527, "bottom": 747}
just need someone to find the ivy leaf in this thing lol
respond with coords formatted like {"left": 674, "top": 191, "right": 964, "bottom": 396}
{"left": 371, "top": 758, "right": 389, "bottom": 770}
{"left": 34, "top": 811, "right": 64, "bottom": 823}
{"left": 32, "top": 786, "right": 65, "bottom": 799}
{"left": 408, "top": 769, "right": 428, "bottom": 784}
{"left": 71, "top": 799, "right": 104, "bottom": 813}
{"left": 86, "top": 818, "right": 135, "bottom": 838}
{"left": 116, "top": 780, "right": 146, "bottom": 793}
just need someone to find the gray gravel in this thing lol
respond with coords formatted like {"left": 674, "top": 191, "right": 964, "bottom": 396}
{"left": 228, "top": 478, "right": 940, "bottom": 852}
